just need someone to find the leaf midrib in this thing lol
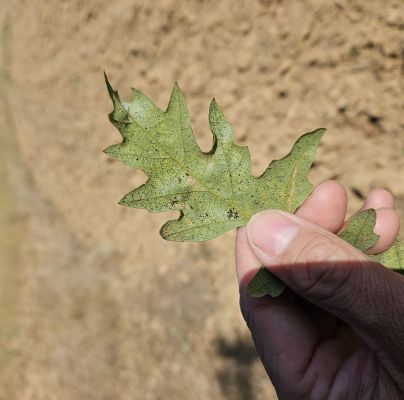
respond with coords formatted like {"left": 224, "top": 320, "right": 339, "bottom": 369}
{"left": 284, "top": 143, "right": 310, "bottom": 212}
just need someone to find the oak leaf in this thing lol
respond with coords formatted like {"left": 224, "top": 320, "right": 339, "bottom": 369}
{"left": 104, "top": 75, "right": 324, "bottom": 242}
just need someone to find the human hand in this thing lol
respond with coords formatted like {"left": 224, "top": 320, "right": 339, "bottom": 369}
{"left": 236, "top": 180, "right": 403, "bottom": 400}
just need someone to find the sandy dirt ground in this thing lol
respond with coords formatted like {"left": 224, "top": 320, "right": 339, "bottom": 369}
{"left": 0, "top": 0, "right": 403, "bottom": 399}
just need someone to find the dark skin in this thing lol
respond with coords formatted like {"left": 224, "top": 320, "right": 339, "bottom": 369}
{"left": 236, "top": 181, "right": 404, "bottom": 399}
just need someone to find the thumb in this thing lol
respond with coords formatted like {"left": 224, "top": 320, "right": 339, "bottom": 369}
{"left": 246, "top": 210, "right": 404, "bottom": 341}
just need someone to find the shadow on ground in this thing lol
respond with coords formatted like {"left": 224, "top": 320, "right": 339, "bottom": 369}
{"left": 215, "top": 335, "right": 259, "bottom": 400}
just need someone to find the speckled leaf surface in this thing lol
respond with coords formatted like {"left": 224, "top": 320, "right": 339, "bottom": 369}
{"left": 371, "top": 236, "right": 404, "bottom": 273}
{"left": 338, "top": 209, "right": 379, "bottom": 251}
{"left": 104, "top": 75, "right": 325, "bottom": 242}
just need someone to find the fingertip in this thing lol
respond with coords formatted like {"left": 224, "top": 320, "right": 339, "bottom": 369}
{"left": 296, "top": 180, "right": 348, "bottom": 233}
{"left": 315, "top": 180, "right": 348, "bottom": 206}
{"left": 363, "top": 189, "right": 395, "bottom": 210}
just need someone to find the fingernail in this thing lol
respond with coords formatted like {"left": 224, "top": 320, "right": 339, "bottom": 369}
{"left": 247, "top": 211, "right": 300, "bottom": 263}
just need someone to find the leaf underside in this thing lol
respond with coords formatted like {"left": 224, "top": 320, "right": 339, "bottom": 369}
{"left": 338, "top": 209, "right": 379, "bottom": 251}
{"left": 104, "top": 74, "right": 325, "bottom": 242}
{"left": 104, "top": 75, "right": 403, "bottom": 298}
{"left": 371, "top": 236, "right": 404, "bottom": 273}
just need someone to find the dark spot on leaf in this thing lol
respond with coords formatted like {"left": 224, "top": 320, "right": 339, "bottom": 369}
{"left": 227, "top": 208, "right": 239, "bottom": 219}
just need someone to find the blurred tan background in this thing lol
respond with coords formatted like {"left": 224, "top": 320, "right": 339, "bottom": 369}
{"left": 0, "top": 0, "right": 403, "bottom": 399}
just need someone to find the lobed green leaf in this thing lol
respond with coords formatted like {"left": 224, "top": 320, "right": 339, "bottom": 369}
{"left": 105, "top": 75, "right": 324, "bottom": 243}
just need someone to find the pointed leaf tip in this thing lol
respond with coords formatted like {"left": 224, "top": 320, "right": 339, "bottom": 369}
{"left": 305, "top": 127, "right": 326, "bottom": 138}
{"left": 173, "top": 81, "right": 182, "bottom": 92}
{"left": 167, "top": 82, "right": 187, "bottom": 114}
{"left": 168, "top": 81, "right": 181, "bottom": 97}
{"left": 104, "top": 71, "right": 112, "bottom": 89}
{"left": 209, "top": 98, "right": 222, "bottom": 118}
{"left": 104, "top": 73, "right": 118, "bottom": 101}
{"left": 103, "top": 145, "right": 114, "bottom": 155}
{"left": 118, "top": 196, "right": 129, "bottom": 207}
{"left": 210, "top": 97, "right": 218, "bottom": 110}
